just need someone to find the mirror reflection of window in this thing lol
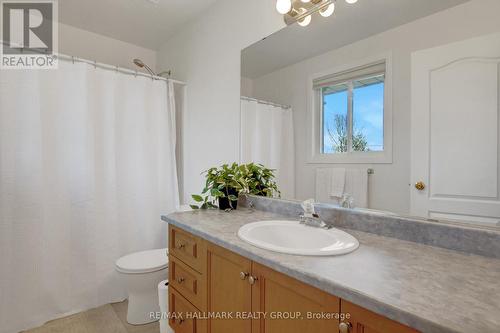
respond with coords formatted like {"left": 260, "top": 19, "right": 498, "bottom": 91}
{"left": 317, "top": 62, "right": 385, "bottom": 154}
{"left": 322, "top": 84, "right": 348, "bottom": 153}
{"left": 352, "top": 76, "right": 384, "bottom": 152}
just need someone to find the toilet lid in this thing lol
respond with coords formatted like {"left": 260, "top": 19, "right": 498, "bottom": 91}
{"left": 116, "top": 248, "right": 168, "bottom": 274}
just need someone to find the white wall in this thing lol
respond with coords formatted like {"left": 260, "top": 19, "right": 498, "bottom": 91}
{"left": 249, "top": 0, "right": 500, "bottom": 214}
{"left": 241, "top": 77, "right": 254, "bottom": 97}
{"left": 157, "top": 0, "right": 284, "bottom": 203}
{"left": 59, "top": 23, "right": 157, "bottom": 71}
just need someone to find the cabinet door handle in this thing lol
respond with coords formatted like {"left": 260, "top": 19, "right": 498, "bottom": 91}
{"left": 240, "top": 272, "right": 249, "bottom": 280}
{"left": 339, "top": 322, "right": 352, "bottom": 333}
{"left": 176, "top": 277, "right": 185, "bottom": 284}
{"left": 248, "top": 276, "right": 258, "bottom": 285}
{"left": 176, "top": 242, "right": 186, "bottom": 249}
{"left": 177, "top": 318, "right": 185, "bottom": 325}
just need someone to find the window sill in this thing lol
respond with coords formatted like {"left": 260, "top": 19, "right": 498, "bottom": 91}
{"left": 307, "top": 150, "right": 392, "bottom": 164}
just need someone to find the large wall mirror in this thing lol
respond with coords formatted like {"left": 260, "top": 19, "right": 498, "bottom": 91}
{"left": 240, "top": 0, "right": 500, "bottom": 228}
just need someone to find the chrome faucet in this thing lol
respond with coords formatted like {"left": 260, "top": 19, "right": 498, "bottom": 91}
{"left": 341, "top": 194, "right": 354, "bottom": 209}
{"left": 299, "top": 214, "right": 330, "bottom": 228}
{"left": 299, "top": 199, "right": 333, "bottom": 229}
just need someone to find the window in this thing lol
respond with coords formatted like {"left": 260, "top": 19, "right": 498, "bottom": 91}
{"left": 316, "top": 61, "right": 385, "bottom": 155}
{"left": 309, "top": 57, "right": 392, "bottom": 164}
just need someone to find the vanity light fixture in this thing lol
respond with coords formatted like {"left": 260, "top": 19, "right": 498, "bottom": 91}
{"left": 297, "top": 8, "right": 312, "bottom": 26}
{"left": 278, "top": 0, "right": 358, "bottom": 26}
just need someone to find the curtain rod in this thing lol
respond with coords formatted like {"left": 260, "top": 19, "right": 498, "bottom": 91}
{"left": 241, "top": 96, "right": 291, "bottom": 110}
{"left": 55, "top": 53, "right": 187, "bottom": 85}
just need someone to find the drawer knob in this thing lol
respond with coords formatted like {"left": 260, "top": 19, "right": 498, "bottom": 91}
{"left": 176, "top": 277, "right": 185, "bottom": 284}
{"left": 176, "top": 242, "right": 186, "bottom": 249}
{"left": 339, "top": 322, "right": 352, "bottom": 333}
{"left": 248, "top": 276, "right": 258, "bottom": 285}
{"left": 239, "top": 272, "right": 249, "bottom": 280}
{"left": 177, "top": 318, "right": 185, "bottom": 325}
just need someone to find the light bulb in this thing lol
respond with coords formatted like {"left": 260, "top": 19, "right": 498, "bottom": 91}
{"left": 346, "top": 0, "right": 358, "bottom": 4}
{"left": 276, "top": 0, "right": 292, "bottom": 14}
{"left": 297, "top": 8, "right": 311, "bottom": 27}
{"left": 319, "top": 3, "right": 335, "bottom": 17}
{"left": 300, "top": 0, "right": 311, "bottom": 2}
{"left": 298, "top": 15, "right": 311, "bottom": 26}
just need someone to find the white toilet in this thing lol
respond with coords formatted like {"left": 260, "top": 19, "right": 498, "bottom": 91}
{"left": 115, "top": 248, "right": 168, "bottom": 325}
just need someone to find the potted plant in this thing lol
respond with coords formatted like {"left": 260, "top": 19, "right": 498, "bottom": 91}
{"left": 191, "top": 163, "right": 280, "bottom": 210}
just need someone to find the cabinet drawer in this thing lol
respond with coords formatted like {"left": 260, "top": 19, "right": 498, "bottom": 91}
{"left": 169, "top": 225, "right": 206, "bottom": 273}
{"left": 169, "top": 287, "right": 207, "bottom": 333}
{"left": 169, "top": 254, "right": 207, "bottom": 311}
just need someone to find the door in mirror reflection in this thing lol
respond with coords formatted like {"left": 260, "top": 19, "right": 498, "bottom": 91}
{"left": 411, "top": 33, "right": 500, "bottom": 226}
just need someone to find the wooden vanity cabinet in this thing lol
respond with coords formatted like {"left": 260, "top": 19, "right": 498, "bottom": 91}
{"left": 339, "top": 300, "right": 419, "bottom": 333}
{"left": 168, "top": 225, "right": 421, "bottom": 333}
{"left": 169, "top": 225, "right": 207, "bottom": 274}
{"left": 169, "top": 287, "right": 207, "bottom": 333}
{"left": 169, "top": 255, "right": 207, "bottom": 311}
{"left": 207, "top": 242, "right": 252, "bottom": 333}
{"left": 251, "top": 262, "right": 340, "bottom": 333}
{"left": 205, "top": 244, "right": 339, "bottom": 333}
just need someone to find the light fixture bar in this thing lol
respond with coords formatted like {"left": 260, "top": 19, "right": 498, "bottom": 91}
{"left": 284, "top": 0, "right": 334, "bottom": 25}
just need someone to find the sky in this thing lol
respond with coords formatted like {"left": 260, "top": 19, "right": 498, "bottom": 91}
{"left": 323, "top": 82, "right": 384, "bottom": 153}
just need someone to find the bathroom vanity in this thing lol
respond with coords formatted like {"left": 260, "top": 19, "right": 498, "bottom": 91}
{"left": 163, "top": 196, "right": 500, "bottom": 333}
{"left": 167, "top": 224, "right": 416, "bottom": 333}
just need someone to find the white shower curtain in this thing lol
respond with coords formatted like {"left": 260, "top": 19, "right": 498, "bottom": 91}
{"left": 0, "top": 61, "right": 179, "bottom": 333}
{"left": 240, "top": 98, "right": 295, "bottom": 198}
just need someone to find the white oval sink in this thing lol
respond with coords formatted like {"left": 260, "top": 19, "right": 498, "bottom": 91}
{"left": 237, "top": 220, "right": 359, "bottom": 256}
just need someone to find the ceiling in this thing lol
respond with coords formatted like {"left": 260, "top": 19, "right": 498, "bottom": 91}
{"left": 58, "top": 0, "right": 219, "bottom": 50}
{"left": 242, "top": 0, "right": 470, "bottom": 79}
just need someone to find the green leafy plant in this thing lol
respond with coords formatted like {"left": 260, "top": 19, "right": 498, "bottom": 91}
{"left": 191, "top": 163, "right": 280, "bottom": 210}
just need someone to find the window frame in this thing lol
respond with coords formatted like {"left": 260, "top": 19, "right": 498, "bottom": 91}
{"left": 307, "top": 54, "right": 393, "bottom": 164}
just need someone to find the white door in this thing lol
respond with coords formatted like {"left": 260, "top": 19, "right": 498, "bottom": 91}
{"left": 411, "top": 33, "right": 500, "bottom": 226}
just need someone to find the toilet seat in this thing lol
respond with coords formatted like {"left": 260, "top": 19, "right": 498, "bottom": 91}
{"left": 116, "top": 248, "right": 168, "bottom": 274}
